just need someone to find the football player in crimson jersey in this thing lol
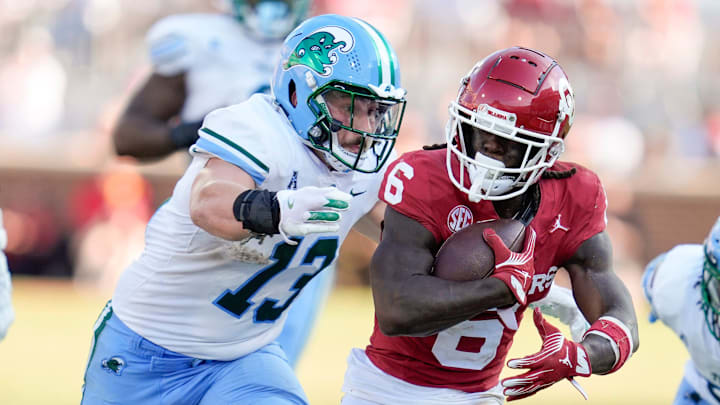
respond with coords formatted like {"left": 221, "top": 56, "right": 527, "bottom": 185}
{"left": 341, "top": 47, "right": 639, "bottom": 404}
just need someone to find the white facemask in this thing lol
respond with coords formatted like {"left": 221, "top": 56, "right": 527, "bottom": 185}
{"left": 465, "top": 153, "right": 516, "bottom": 202}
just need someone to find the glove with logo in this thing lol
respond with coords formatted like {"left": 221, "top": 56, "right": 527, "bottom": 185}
{"left": 276, "top": 186, "right": 351, "bottom": 244}
{"left": 484, "top": 226, "right": 537, "bottom": 306}
{"left": 502, "top": 308, "right": 592, "bottom": 401}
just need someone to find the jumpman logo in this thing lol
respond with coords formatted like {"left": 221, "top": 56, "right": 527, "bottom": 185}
{"left": 549, "top": 214, "right": 570, "bottom": 233}
{"left": 515, "top": 269, "right": 531, "bottom": 284}
{"left": 559, "top": 347, "right": 572, "bottom": 368}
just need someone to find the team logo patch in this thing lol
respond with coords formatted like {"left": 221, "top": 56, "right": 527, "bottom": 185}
{"left": 447, "top": 205, "right": 473, "bottom": 233}
{"left": 287, "top": 171, "right": 298, "bottom": 190}
{"left": 101, "top": 356, "right": 126, "bottom": 376}
{"left": 549, "top": 214, "right": 570, "bottom": 233}
{"left": 283, "top": 27, "right": 354, "bottom": 76}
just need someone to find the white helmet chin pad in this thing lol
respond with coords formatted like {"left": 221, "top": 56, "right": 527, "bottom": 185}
{"left": 466, "top": 153, "right": 515, "bottom": 202}
{"left": 320, "top": 132, "right": 370, "bottom": 173}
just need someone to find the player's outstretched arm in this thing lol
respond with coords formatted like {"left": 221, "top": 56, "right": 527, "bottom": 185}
{"left": 371, "top": 207, "right": 516, "bottom": 337}
{"left": 190, "top": 158, "right": 351, "bottom": 243}
{"left": 113, "top": 73, "right": 200, "bottom": 159}
{"left": 565, "top": 230, "right": 639, "bottom": 373}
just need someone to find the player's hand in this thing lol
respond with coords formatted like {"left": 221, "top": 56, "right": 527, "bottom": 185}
{"left": 170, "top": 120, "right": 203, "bottom": 149}
{"left": 484, "top": 226, "right": 536, "bottom": 305}
{"left": 502, "top": 308, "right": 592, "bottom": 401}
{"left": 276, "top": 186, "right": 351, "bottom": 244}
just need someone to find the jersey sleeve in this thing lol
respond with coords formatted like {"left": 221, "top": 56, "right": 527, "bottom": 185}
{"left": 146, "top": 15, "right": 199, "bottom": 76}
{"left": 642, "top": 252, "right": 667, "bottom": 323}
{"left": 644, "top": 245, "right": 702, "bottom": 332}
{"left": 562, "top": 166, "right": 608, "bottom": 258}
{"left": 378, "top": 152, "right": 444, "bottom": 242}
{"left": 192, "top": 103, "right": 273, "bottom": 186}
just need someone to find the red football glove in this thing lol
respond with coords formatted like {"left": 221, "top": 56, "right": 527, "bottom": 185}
{"left": 502, "top": 308, "right": 592, "bottom": 401}
{"left": 484, "top": 226, "right": 537, "bottom": 306}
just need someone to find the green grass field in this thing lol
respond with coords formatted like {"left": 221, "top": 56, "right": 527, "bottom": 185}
{"left": 0, "top": 277, "right": 685, "bottom": 404}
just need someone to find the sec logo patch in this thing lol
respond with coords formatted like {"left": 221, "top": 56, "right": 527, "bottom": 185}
{"left": 447, "top": 205, "right": 473, "bottom": 233}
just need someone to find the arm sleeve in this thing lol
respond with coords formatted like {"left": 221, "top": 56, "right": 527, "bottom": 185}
{"left": 191, "top": 105, "right": 273, "bottom": 186}
{"left": 563, "top": 169, "right": 608, "bottom": 259}
{"left": 146, "top": 16, "right": 197, "bottom": 76}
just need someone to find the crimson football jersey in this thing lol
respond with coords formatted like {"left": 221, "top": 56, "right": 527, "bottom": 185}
{"left": 366, "top": 148, "right": 607, "bottom": 393}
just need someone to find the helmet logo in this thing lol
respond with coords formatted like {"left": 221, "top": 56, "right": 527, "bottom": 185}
{"left": 558, "top": 77, "right": 575, "bottom": 126}
{"left": 283, "top": 26, "right": 354, "bottom": 76}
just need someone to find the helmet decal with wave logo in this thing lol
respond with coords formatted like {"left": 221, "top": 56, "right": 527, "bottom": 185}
{"left": 283, "top": 27, "right": 354, "bottom": 76}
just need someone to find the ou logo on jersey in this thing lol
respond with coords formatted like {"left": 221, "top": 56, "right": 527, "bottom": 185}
{"left": 447, "top": 205, "right": 473, "bottom": 232}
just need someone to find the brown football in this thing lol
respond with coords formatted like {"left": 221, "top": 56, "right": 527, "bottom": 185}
{"left": 432, "top": 218, "right": 526, "bottom": 281}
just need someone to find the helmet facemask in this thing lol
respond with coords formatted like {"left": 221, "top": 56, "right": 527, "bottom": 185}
{"left": 446, "top": 102, "right": 565, "bottom": 202}
{"left": 306, "top": 82, "right": 406, "bottom": 173}
{"left": 702, "top": 217, "right": 720, "bottom": 341}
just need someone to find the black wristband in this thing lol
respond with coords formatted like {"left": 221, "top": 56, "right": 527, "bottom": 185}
{"left": 170, "top": 120, "right": 203, "bottom": 149}
{"left": 232, "top": 189, "right": 280, "bottom": 235}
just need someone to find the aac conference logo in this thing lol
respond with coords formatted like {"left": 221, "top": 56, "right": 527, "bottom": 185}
{"left": 447, "top": 205, "right": 473, "bottom": 233}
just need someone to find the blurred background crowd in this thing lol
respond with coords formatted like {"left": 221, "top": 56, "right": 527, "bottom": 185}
{"left": 0, "top": 0, "right": 719, "bottom": 297}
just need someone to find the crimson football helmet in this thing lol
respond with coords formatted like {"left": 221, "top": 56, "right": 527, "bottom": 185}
{"left": 445, "top": 47, "right": 575, "bottom": 201}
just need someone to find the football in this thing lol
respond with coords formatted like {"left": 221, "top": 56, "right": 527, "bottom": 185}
{"left": 433, "top": 218, "right": 526, "bottom": 281}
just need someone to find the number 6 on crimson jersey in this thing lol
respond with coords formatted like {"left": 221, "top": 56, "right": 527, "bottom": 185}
{"left": 383, "top": 162, "right": 414, "bottom": 205}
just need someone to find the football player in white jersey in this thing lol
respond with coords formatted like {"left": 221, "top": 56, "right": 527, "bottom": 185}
{"left": 0, "top": 209, "right": 14, "bottom": 341}
{"left": 82, "top": 14, "right": 406, "bottom": 405}
{"left": 644, "top": 216, "right": 720, "bottom": 405}
{"left": 112, "top": 0, "right": 332, "bottom": 367}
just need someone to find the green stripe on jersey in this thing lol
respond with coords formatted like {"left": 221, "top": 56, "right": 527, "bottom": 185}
{"left": 201, "top": 128, "right": 269, "bottom": 173}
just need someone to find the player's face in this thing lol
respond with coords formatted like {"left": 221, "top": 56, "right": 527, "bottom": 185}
{"left": 461, "top": 123, "right": 529, "bottom": 169}
{"left": 325, "top": 90, "right": 384, "bottom": 155}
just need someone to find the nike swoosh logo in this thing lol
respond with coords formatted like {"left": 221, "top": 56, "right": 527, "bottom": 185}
{"left": 350, "top": 189, "right": 366, "bottom": 197}
{"left": 288, "top": 199, "right": 294, "bottom": 209}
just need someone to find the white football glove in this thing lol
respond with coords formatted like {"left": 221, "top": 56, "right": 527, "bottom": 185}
{"left": 0, "top": 209, "right": 14, "bottom": 340}
{"left": 275, "top": 186, "right": 351, "bottom": 245}
{"left": 529, "top": 283, "right": 589, "bottom": 342}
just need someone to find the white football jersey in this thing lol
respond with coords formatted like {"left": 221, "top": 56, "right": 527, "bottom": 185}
{"left": 0, "top": 209, "right": 14, "bottom": 340}
{"left": 147, "top": 14, "right": 281, "bottom": 121}
{"left": 646, "top": 244, "right": 720, "bottom": 404}
{"left": 113, "top": 94, "right": 389, "bottom": 360}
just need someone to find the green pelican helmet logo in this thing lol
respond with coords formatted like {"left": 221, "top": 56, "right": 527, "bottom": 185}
{"left": 283, "top": 26, "right": 355, "bottom": 76}
{"left": 102, "top": 356, "right": 126, "bottom": 375}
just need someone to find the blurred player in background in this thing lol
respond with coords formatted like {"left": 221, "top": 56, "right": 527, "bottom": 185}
{"left": 342, "top": 47, "right": 639, "bottom": 404}
{"left": 0, "top": 209, "right": 14, "bottom": 341}
{"left": 82, "top": 14, "right": 406, "bottom": 404}
{"left": 113, "top": 0, "right": 311, "bottom": 159}
{"left": 111, "top": 0, "right": 330, "bottom": 367}
{"left": 643, "top": 216, "right": 720, "bottom": 405}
